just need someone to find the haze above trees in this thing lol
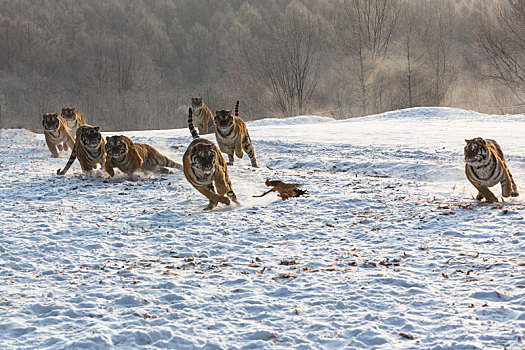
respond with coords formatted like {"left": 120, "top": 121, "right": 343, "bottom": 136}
{"left": 0, "top": 0, "right": 523, "bottom": 131}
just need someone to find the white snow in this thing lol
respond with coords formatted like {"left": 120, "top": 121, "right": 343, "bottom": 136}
{"left": 0, "top": 107, "right": 524, "bottom": 349}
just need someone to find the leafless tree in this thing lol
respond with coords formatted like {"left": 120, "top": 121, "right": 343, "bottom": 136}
{"left": 477, "top": 0, "right": 525, "bottom": 97}
{"left": 252, "top": 2, "right": 321, "bottom": 117}
{"left": 334, "top": 0, "right": 401, "bottom": 115}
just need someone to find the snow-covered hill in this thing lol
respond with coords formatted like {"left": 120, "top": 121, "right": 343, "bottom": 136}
{"left": 0, "top": 107, "right": 524, "bottom": 349}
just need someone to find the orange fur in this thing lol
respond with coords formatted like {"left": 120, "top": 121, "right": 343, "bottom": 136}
{"left": 253, "top": 180, "right": 307, "bottom": 200}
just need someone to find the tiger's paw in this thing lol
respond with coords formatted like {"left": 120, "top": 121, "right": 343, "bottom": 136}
{"left": 511, "top": 191, "right": 519, "bottom": 197}
{"left": 227, "top": 192, "right": 239, "bottom": 205}
{"left": 204, "top": 201, "right": 218, "bottom": 211}
{"left": 51, "top": 153, "right": 59, "bottom": 158}
{"left": 476, "top": 193, "right": 484, "bottom": 201}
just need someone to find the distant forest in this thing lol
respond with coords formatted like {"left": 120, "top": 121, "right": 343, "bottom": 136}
{"left": 0, "top": 0, "right": 524, "bottom": 131}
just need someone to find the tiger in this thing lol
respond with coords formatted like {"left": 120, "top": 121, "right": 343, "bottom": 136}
{"left": 61, "top": 107, "right": 87, "bottom": 139}
{"left": 464, "top": 137, "right": 519, "bottom": 203}
{"left": 104, "top": 135, "right": 183, "bottom": 177}
{"left": 56, "top": 125, "right": 106, "bottom": 176}
{"left": 42, "top": 113, "right": 75, "bottom": 158}
{"left": 214, "top": 101, "right": 258, "bottom": 167}
{"left": 190, "top": 97, "right": 215, "bottom": 135}
{"left": 184, "top": 107, "right": 239, "bottom": 210}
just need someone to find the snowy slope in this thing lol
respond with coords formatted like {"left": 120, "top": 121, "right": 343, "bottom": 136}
{"left": 0, "top": 107, "right": 524, "bottom": 349}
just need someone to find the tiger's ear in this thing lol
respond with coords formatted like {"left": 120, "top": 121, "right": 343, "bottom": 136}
{"left": 226, "top": 110, "right": 231, "bottom": 114}
{"left": 465, "top": 139, "right": 469, "bottom": 143}
{"left": 106, "top": 136, "right": 110, "bottom": 142}
{"left": 94, "top": 126, "right": 100, "bottom": 131}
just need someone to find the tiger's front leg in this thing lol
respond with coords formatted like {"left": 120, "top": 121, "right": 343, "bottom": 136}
{"left": 45, "top": 137, "right": 59, "bottom": 158}
{"left": 473, "top": 183, "right": 498, "bottom": 203}
{"left": 195, "top": 184, "right": 230, "bottom": 210}
{"left": 227, "top": 152, "right": 235, "bottom": 166}
{"left": 104, "top": 159, "right": 115, "bottom": 177}
{"left": 214, "top": 171, "right": 239, "bottom": 205}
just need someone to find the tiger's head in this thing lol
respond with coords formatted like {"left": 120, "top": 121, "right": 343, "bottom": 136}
{"left": 214, "top": 109, "right": 234, "bottom": 131}
{"left": 79, "top": 126, "right": 102, "bottom": 149}
{"left": 42, "top": 113, "right": 61, "bottom": 131}
{"left": 191, "top": 97, "right": 203, "bottom": 110}
{"left": 105, "top": 135, "right": 130, "bottom": 160}
{"left": 61, "top": 108, "right": 77, "bottom": 121}
{"left": 464, "top": 137, "right": 488, "bottom": 165}
{"left": 190, "top": 143, "right": 217, "bottom": 174}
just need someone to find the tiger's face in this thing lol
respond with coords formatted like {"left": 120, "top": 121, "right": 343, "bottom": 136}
{"left": 214, "top": 110, "right": 233, "bottom": 130}
{"left": 464, "top": 138, "right": 488, "bottom": 164}
{"left": 105, "top": 136, "right": 128, "bottom": 159}
{"left": 79, "top": 126, "right": 102, "bottom": 149}
{"left": 190, "top": 144, "right": 217, "bottom": 173}
{"left": 61, "top": 108, "right": 77, "bottom": 121}
{"left": 42, "top": 113, "right": 60, "bottom": 131}
{"left": 191, "top": 97, "right": 203, "bottom": 110}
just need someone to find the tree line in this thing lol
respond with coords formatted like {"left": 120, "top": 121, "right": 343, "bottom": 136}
{"left": 0, "top": 0, "right": 523, "bottom": 132}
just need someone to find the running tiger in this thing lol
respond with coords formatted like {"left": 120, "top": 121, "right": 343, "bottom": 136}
{"left": 214, "top": 101, "right": 258, "bottom": 167}
{"left": 61, "top": 107, "right": 86, "bottom": 139}
{"left": 184, "top": 107, "right": 239, "bottom": 210}
{"left": 190, "top": 97, "right": 215, "bottom": 135}
{"left": 464, "top": 137, "right": 519, "bottom": 203}
{"left": 42, "top": 113, "right": 74, "bottom": 158}
{"left": 104, "top": 135, "right": 182, "bottom": 177}
{"left": 57, "top": 126, "right": 106, "bottom": 176}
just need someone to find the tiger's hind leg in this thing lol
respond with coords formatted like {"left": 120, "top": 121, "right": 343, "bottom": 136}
{"left": 501, "top": 169, "right": 519, "bottom": 197}
{"left": 242, "top": 135, "right": 258, "bottom": 168}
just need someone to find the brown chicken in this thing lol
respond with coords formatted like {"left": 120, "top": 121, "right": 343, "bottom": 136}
{"left": 253, "top": 179, "right": 307, "bottom": 200}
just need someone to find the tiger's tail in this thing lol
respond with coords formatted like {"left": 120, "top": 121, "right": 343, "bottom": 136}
{"left": 163, "top": 156, "right": 183, "bottom": 170}
{"left": 188, "top": 107, "right": 199, "bottom": 139}
{"left": 234, "top": 101, "right": 240, "bottom": 116}
{"left": 57, "top": 140, "right": 78, "bottom": 175}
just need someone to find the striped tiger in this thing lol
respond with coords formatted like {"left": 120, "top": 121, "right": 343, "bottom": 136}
{"left": 184, "top": 107, "right": 239, "bottom": 210}
{"left": 190, "top": 97, "right": 215, "bottom": 135}
{"left": 57, "top": 125, "right": 106, "bottom": 176}
{"left": 42, "top": 113, "right": 74, "bottom": 158}
{"left": 214, "top": 101, "right": 258, "bottom": 167}
{"left": 464, "top": 137, "right": 519, "bottom": 203}
{"left": 104, "top": 135, "right": 182, "bottom": 177}
{"left": 61, "top": 108, "right": 87, "bottom": 140}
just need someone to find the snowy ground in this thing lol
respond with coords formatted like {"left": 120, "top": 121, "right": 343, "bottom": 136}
{"left": 0, "top": 107, "right": 524, "bottom": 349}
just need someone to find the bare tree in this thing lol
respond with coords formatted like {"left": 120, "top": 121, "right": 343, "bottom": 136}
{"left": 334, "top": 0, "right": 401, "bottom": 115}
{"left": 419, "top": 0, "right": 458, "bottom": 105}
{"left": 251, "top": 1, "right": 321, "bottom": 117}
{"left": 477, "top": 0, "right": 525, "bottom": 97}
